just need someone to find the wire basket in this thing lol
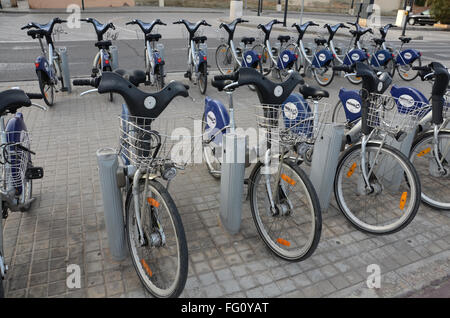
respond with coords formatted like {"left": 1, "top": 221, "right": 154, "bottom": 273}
{"left": 365, "top": 93, "right": 431, "bottom": 135}
{"left": 119, "top": 114, "right": 203, "bottom": 168}
{"left": 255, "top": 101, "right": 331, "bottom": 147}
{"left": 0, "top": 131, "right": 31, "bottom": 189}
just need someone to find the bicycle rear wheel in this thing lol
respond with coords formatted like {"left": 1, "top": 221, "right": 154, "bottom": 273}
{"left": 409, "top": 130, "right": 450, "bottom": 210}
{"left": 125, "top": 179, "right": 188, "bottom": 298}
{"left": 252, "top": 44, "right": 272, "bottom": 75}
{"left": 397, "top": 57, "right": 421, "bottom": 81}
{"left": 312, "top": 62, "right": 335, "bottom": 86}
{"left": 249, "top": 160, "right": 321, "bottom": 261}
{"left": 37, "top": 71, "right": 54, "bottom": 106}
{"left": 215, "top": 44, "right": 235, "bottom": 75}
{"left": 334, "top": 142, "right": 421, "bottom": 234}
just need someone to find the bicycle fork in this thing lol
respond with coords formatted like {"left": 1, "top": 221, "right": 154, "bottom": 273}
{"left": 431, "top": 124, "right": 448, "bottom": 176}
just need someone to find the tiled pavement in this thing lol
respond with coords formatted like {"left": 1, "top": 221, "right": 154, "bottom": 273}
{"left": 1, "top": 74, "right": 450, "bottom": 298}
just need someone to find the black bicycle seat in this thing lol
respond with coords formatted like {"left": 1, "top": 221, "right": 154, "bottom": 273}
{"left": 399, "top": 36, "right": 411, "bottom": 43}
{"left": 241, "top": 37, "right": 255, "bottom": 45}
{"left": 114, "top": 69, "right": 146, "bottom": 87}
{"left": 277, "top": 35, "right": 291, "bottom": 43}
{"left": 0, "top": 89, "right": 31, "bottom": 115}
{"left": 97, "top": 72, "right": 189, "bottom": 118}
{"left": 299, "top": 85, "right": 329, "bottom": 100}
{"left": 146, "top": 33, "right": 162, "bottom": 42}
{"left": 373, "top": 38, "right": 385, "bottom": 45}
{"left": 193, "top": 36, "right": 207, "bottom": 43}
{"left": 27, "top": 29, "right": 46, "bottom": 39}
{"left": 314, "top": 38, "right": 327, "bottom": 46}
{"left": 95, "top": 40, "right": 112, "bottom": 49}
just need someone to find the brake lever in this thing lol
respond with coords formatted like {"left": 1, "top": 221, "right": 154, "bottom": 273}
{"left": 424, "top": 72, "right": 435, "bottom": 80}
{"left": 31, "top": 103, "right": 47, "bottom": 111}
{"left": 344, "top": 72, "right": 357, "bottom": 78}
{"left": 80, "top": 88, "right": 99, "bottom": 96}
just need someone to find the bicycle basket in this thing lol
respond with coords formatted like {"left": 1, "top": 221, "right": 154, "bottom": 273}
{"left": 365, "top": 93, "right": 431, "bottom": 135}
{"left": 0, "top": 131, "right": 31, "bottom": 189}
{"left": 255, "top": 97, "right": 331, "bottom": 147}
{"left": 119, "top": 114, "right": 203, "bottom": 168}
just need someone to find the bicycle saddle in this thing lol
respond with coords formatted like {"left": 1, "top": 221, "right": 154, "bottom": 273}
{"left": 212, "top": 67, "right": 305, "bottom": 105}
{"left": 95, "top": 40, "right": 112, "bottom": 49}
{"left": 399, "top": 36, "right": 411, "bottom": 43}
{"left": 241, "top": 37, "right": 255, "bottom": 45}
{"left": 314, "top": 38, "right": 327, "bottom": 46}
{"left": 27, "top": 29, "right": 47, "bottom": 39}
{"left": 0, "top": 89, "right": 31, "bottom": 115}
{"left": 277, "top": 35, "right": 291, "bottom": 43}
{"left": 373, "top": 38, "right": 385, "bottom": 45}
{"left": 97, "top": 72, "right": 189, "bottom": 118}
{"left": 292, "top": 21, "right": 319, "bottom": 40}
{"left": 193, "top": 36, "right": 207, "bottom": 43}
{"left": 114, "top": 69, "right": 146, "bottom": 87}
{"left": 145, "top": 33, "right": 162, "bottom": 42}
{"left": 299, "top": 85, "right": 329, "bottom": 100}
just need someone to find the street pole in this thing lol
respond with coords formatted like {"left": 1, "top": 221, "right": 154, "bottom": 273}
{"left": 257, "top": 0, "right": 262, "bottom": 16}
{"left": 356, "top": 2, "right": 363, "bottom": 24}
{"left": 402, "top": 0, "right": 413, "bottom": 36}
{"left": 300, "top": 0, "right": 304, "bottom": 24}
{"left": 283, "top": 0, "right": 288, "bottom": 27}
{"left": 81, "top": 0, "right": 85, "bottom": 10}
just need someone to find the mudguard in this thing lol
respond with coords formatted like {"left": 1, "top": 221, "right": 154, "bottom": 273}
{"left": 277, "top": 49, "right": 297, "bottom": 70}
{"left": 370, "top": 49, "right": 393, "bottom": 67}
{"left": 242, "top": 50, "right": 260, "bottom": 68}
{"left": 343, "top": 49, "right": 368, "bottom": 66}
{"left": 35, "top": 56, "right": 53, "bottom": 80}
{"left": 396, "top": 49, "right": 420, "bottom": 66}
{"left": 154, "top": 51, "right": 165, "bottom": 65}
{"left": 6, "top": 113, "right": 29, "bottom": 193}
{"left": 204, "top": 97, "right": 230, "bottom": 145}
{"left": 338, "top": 88, "right": 362, "bottom": 123}
{"left": 281, "top": 93, "right": 313, "bottom": 137}
{"left": 312, "top": 49, "right": 334, "bottom": 68}
{"left": 196, "top": 50, "right": 207, "bottom": 73}
{"left": 101, "top": 50, "right": 111, "bottom": 70}
{"left": 390, "top": 85, "right": 429, "bottom": 114}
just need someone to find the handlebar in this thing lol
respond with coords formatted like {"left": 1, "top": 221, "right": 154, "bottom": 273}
{"left": 333, "top": 64, "right": 355, "bottom": 73}
{"left": 73, "top": 78, "right": 100, "bottom": 88}
{"left": 26, "top": 93, "right": 43, "bottom": 99}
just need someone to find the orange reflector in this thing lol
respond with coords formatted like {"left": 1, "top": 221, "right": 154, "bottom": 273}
{"left": 355, "top": 77, "right": 361, "bottom": 80}
{"left": 147, "top": 197, "right": 160, "bottom": 208}
{"left": 226, "top": 69, "right": 232, "bottom": 73}
{"left": 417, "top": 147, "right": 431, "bottom": 157}
{"left": 281, "top": 173, "right": 296, "bottom": 186}
{"left": 347, "top": 163, "right": 357, "bottom": 177}
{"left": 404, "top": 73, "right": 409, "bottom": 77}
{"left": 140, "top": 259, "right": 153, "bottom": 277}
{"left": 400, "top": 192, "right": 408, "bottom": 210}
{"left": 277, "top": 238, "right": 291, "bottom": 247}
{"left": 323, "top": 78, "right": 329, "bottom": 81}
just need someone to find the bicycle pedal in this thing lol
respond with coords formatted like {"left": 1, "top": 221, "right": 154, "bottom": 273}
{"left": 25, "top": 167, "right": 44, "bottom": 180}
{"left": 184, "top": 71, "right": 191, "bottom": 79}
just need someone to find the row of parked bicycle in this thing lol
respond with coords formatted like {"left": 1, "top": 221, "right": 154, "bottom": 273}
{"left": 0, "top": 15, "right": 448, "bottom": 298}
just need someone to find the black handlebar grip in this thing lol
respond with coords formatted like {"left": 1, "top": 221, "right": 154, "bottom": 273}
{"left": 412, "top": 66, "right": 430, "bottom": 71}
{"left": 73, "top": 78, "right": 97, "bottom": 87}
{"left": 26, "top": 93, "right": 43, "bottom": 99}
{"left": 333, "top": 65, "right": 353, "bottom": 72}
{"left": 214, "top": 73, "right": 238, "bottom": 82}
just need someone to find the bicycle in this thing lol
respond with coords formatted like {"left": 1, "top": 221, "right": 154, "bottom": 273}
{"left": 73, "top": 71, "right": 190, "bottom": 298}
{"left": 203, "top": 67, "right": 322, "bottom": 261}
{"left": 331, "top": 62, "right": 422, "bottom": 234}
{"left": 125, "top": 19, "right": 167, "bottom": 90}
{"left": 216, "top": 18, "right": 262, "bottom": 75}
{"left": 80, "top": 18, "right": 117, "bottom": 102}
{"left": 368, "top": 23, "right": 422, "bottom": 81}
{"left": 173, "top": 19, "right": 211, "bottom": 94}
{"left": 252, "top": 19, "right": 298, "bottom": 80}
{"left": 408, "top": 62, "right": 450, "bottom": 210}
{"left": 21, "top": 17, "right": 68, "bottom": 106}
{"left": 0, "top": 89, "right": 46, "bottom": 298}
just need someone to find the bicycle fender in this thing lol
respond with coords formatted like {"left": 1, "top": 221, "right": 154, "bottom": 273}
{"left": 390, "top": 85, "right": 429, "bottom": 115}
{"left": 282, "top": 93, "right": 313, "bottom": 137}
{"left": 338, "top": 88, "right": 362, "bottom": 123}
{"left": 370, "top": 49, "right": 393, "bottom": 67}
{"left": 343, "top": 49, "right": 368, "bottom": 66}
{"left": 312, "top": 49, "right": 333, "bottom": 68}
{"left": 204, "top": 96, "right": 229, "bottom": 145}
{"left": 396, "top": 49, "right": 420, "bottom": 66}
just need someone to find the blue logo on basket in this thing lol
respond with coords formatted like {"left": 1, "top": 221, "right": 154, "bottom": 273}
{"left": 282, "top": 93, "right": 313, "bottom": 137}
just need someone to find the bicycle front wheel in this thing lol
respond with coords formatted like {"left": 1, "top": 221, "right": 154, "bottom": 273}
{"left": 312, "top": 62, "right": 335, "bottom": 86}
{"left": 252, "top": 44, "right": 272, "bottom": 75}
{"left": 249, "top": 160, "right": 322, "bottom": 261}
{"left": 409, "top": 130, "right": 450, "bottom": 210}
{"left": 125, "top": 179, "right": 188, "bottom": 298}
{"left": 215, "top": 44, "right": 235, "bottom": 75}
{"left": 397, "top": 57, "right": 421, "bottom": 81}
{"left": 334, "top": 142, "right": 421, "bottom": 235}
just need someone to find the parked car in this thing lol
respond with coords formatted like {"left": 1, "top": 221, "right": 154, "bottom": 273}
{"left": 408, "top": 9, "right": 436, "bottom": 25}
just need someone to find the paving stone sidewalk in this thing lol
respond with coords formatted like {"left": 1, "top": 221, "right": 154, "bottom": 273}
{"left": 1, "top": 74, "right": 449, "bottom": 298}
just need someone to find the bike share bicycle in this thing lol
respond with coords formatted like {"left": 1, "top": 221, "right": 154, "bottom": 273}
{"left": 216, "top": 18, "right": 262, "bottom": 75}
{"left": 0, "top": 90, "right": 46, "bottom": 298}
{"left": 80, "top": 18, "right": 117, "bottom": 102}
{"left": 203, "top": 68, "right": 322, "bottom": 261}
{"left": 252, "top": 19, "right": 299, "bottom": 80}
{"left": 73, "top": 71, "right": 190, "bottom": 298}
{"left": 21, "top": 18, "right": 69, "bottom": 106}
{"left": 368, "top": 23, "right": 422, "bottom": 81}
{"left": 126, "top": 19, "right": 167, "bottom": 90}
{"left": 329, "top": 62, "right": 422, "bottom": 234}
{"left": 174, "top": 19, "right": 211, "bottom": 94}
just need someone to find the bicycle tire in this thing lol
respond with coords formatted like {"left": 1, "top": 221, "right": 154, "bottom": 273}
{"left": 37, "top": 71, "right": 54, "bottom": 106}
{"left": 202, "top": 119, "right": 221, "bottom": 179}
{"left": 312, "top": 61, "right": 335, "bottom": 87}
{"left": 156, "top": 64, "right": 165, "bottom": 91}
{"left": 249, "top": 159, "right": 322, "bottom": 261}
{"left": 252, "top": 44, "right": 272, "bottom": 76}
{"left": 125, "top": 179, "right": 188, "bottom": 298}
{"left": 409, "top": 129, "right": 450, "bottom": 210}
{"left": 397, "top": 57, "right": 421, "bottom": 81}
{"left": 19, "top": 160, "right": 33, "bottom": 212}
{"left": 198, "top": 63, "right": 207, "bottom": 95}
{"left": 334, "top": 142, "right": 421, "bottom": 235}
{"left": 215, "top": 44, "right": 234, "bottom": 75}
